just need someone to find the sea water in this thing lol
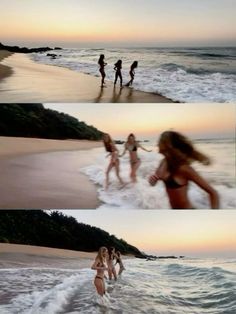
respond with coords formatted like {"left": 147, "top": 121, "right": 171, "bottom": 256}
{"left": 0, "top": 258, "right": 235, "bottom": 313}
{"left": 30, "top": 47, "right": 236, "bottom": 102}
{"left": 81, "top": 139, "right": 236, "bottom": 209}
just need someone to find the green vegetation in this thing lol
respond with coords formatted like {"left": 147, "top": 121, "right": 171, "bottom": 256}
{"left": 0, "top": 104, "right": 103, "bottom": 140}
{"left": 0, "top": 210, "right": 143, "bottom": 256}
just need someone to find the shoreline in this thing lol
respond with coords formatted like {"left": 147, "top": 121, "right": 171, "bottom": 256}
{"left": 0, "top": 136, "right": 102, "bottom": 160}
{"left": 0, "top": 137, "right": 102, "bottom": 209}
{"left": 0, "top": 243, "right": 95, "bottom": 269}
{"left": 0, "top": 243, "right": 134, "bottom": 269}
{"left": 0, "top": 50, "right": 13, "bottom": 81}
{"left": 0, "top": 51, "right": 174, "bottom": 103}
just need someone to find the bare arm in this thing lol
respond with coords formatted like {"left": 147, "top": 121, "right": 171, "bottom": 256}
{"left": 182, "top": 165, "right": 219, "bottom": 209}
{"left": 138, "top": 143, "right": 152, "bottom": 152}
{"left": 119, "top": 144, "right": 127, "bottom": 157}
{"left": 91, "top": 259, "right": 107, "bottom": 270}
{"left": 149, "top": 159, "right": 166, "bottom": 186}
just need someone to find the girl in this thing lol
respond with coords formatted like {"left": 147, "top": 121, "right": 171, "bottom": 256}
{"left": 120, "top": 133, "right": 152, "bottom": 183}
{"left": 126, "top": 61, "right": 138, "bottom": 87}
{"left": 103, "top": 133, "right": 124, "bottom": 189}
{"left": 98, "top": 54, "right": 107, "bottom": 87}
{"left": 114, "top": 59, "right": 123, "bottom": 87}
{"left": 149, "top": 131, "right": 219, "bottom": 209}
{"left": 91, "top": 247, "right": 108, "bottom": 296}
{"left": 115, "top": 251, "right": 125, "bottom": 275}
{"left": 106, "top": 247, "right": 117, "bottom": 280}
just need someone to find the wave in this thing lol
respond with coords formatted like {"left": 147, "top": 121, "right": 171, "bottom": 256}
{"left": 30, "top": 47, "right": 236, "bottom": 102}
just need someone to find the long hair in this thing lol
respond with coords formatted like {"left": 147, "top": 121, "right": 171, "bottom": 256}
{"left": 127, "top": 133, "right": 136, "bottom": 143}
{"left": 159, "top": 131, "right": 211, "bottom": 172}
{"left": 131, "top": 61, "right": 138, "bottom": 69}
{"left": 114, "top": 60, "right": 122, "bottom": 68}
{"left": 98, "top": 54, "right": 104, "bottom": 65}
{"left": 103, "top": 133, "right": 114, "bottom": 152}
{"left": 108, "top": 247, "right": 115, "bottom": 260}
{"left": 96, "top": 246, "right": 107, "bottom": 264}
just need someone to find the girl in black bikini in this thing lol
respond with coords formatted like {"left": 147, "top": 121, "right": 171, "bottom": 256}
{"left": 103, "top": 133, "right": 124, "bottom": 189}
{"left": 126, "top": 61, "right": 138, "bottom": 87}
{"left": 149, "top": 131, "right": 219, "bottom": 209}
{"left": 114, "top": 59, "right": 123, "bottom": 87}
{"left": 91, "top": 247, "right": 108, "bottom": 296}
{"left": 98, "top": 54, "right": 107, "bottom": 87}
{"left": 120, "top": 133, "right": 151, "bottom": 183}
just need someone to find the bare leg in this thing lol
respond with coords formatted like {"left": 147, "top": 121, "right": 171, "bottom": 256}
{"left": 94, "top": 278, "right": 105, "bottom": 296}
{"left": 108, "top": 267, "right": 113, "bottom": 280}
{"left": 114, "top": 73, "right": 118, "bottom": 85}
{"left": 119, "top": 73, "right": 123, "bottom": 87}
{"left": 130, "top": 160, "right": 141, "bottom": 183}
{"left": 105, "top": 162, "right": 114, "bottom": 189}
{"left": 112, "top": 267, "right": 117, "bottom": 280}
{"left": 115, "top": 161, "right": 124, "bottom": 185}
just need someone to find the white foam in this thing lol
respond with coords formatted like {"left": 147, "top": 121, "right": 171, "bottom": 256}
{"left": 30, "top": 48, "right": 236, "bottom": 102}
{"left": 0, "top": 270, "right": 93, "bottom": 314}
{"left": 81, "top": 142, "right": 236, "bottom": 209}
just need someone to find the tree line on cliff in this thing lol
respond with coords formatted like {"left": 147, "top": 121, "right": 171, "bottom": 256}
{"left": 0, "top": 210, "right": 142, "bottom": 256}
{"left": 0, "top": 104, "right": 103, "bottom": 140}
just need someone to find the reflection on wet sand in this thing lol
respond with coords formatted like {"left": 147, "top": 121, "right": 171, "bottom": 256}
{"left": 0, "top": 53, "right": 173, "bottom": 103}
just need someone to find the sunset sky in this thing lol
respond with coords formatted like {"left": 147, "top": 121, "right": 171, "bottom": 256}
{"left": 60, "top": 210, "right": 236, "bottom": 258}
{"left": 45, "top": 103, "right": 236, "bottom": 139}
{"left": 1, "top": 0, "right": 235, "bottom": 47}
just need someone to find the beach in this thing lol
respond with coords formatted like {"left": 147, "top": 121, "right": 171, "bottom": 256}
{"left": 0, "top": 245, "right": 235, "bottom": 313}
{"left": 0, "top": 137, "right": 102, "bottom": 209}
{"left": 0, "top": 50, "right": 12, "bottom": 81}
{"left": 0, "top": 243, "right": 95, "bottom": 269}
{"left": 0, "top": 52, "right": 173, "bottom": 103}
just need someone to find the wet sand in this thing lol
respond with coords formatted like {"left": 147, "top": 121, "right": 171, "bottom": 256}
{"left": 0, "top": 137, "right": 102, "bottom": 209}
{"left": 0, "top": 50, "right": 12, "bottom": 81}
{"left": 0, "top": 243, "right": 95, "bottom": 269}
{"left": 0, "top": 52, "right": 174, "bottom": 103}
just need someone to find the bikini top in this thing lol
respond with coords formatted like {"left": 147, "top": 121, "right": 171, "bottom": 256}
{"left": 97, "top": 261, "right": 105, "bottom": 267}
{"left": 163, "top": 175, "right": 187, "bottom": 190}
{"left": 127, "top": 143, "right": 137, "bottom": 152}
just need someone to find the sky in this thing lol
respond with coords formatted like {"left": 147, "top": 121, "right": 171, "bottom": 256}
{"left": 59, "top": 210, "right": 236, "bottom": 258}
{"left": 1, "top": 0, "right": 236, "bottom": 47}
{"left": 45, "top": 103, "right": 236, "bottom": 140}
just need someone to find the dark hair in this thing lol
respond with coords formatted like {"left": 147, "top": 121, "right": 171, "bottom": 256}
{"left": 108, "top": 247, "right": 115, "bottom": 260}
{"left": 127, "top": 133, "right": 135, "bottom": 142}
{"left": 114, "top": 60, "right": 122, "bottom": 68}
{"left": 131, "top": 61, "right": 138, "bottom": 69}
{"left": 98, "top": 54, "right": 105, "bottom": 65}
{"left": 103, "top": 133, "right": 113, "bottom": 153}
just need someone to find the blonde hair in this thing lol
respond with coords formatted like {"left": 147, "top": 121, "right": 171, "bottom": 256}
{"left": 96, "top": 246, "right": 107, "bottom": 264}
{"left": 159, "top": 131, "right": 211, "bottom": 172}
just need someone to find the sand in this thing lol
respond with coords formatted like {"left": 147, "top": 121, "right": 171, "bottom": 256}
{"left": 0, "top": 243, "right": 95, "bottom": 269}
{"left": 0, "top": 137, "right": 102, "bottom": 209}
{"left": 0, "top": 50, "right": 12, "bottom": 81}
{"left": 0, "top": 52, "right": 174, "bottom": 103}
{"left": 0, "top": 136, "right": 102, "bottom": 159}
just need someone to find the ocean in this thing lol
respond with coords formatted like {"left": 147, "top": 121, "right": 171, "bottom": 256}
{"left": 30, "top": 47, "right": 236, "bottom": 102}
{"left": 81, "top": 138, "right": 236, "bottom": 209}
{"left": 0, "top": 257, "right": 235, "bottom": 313}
